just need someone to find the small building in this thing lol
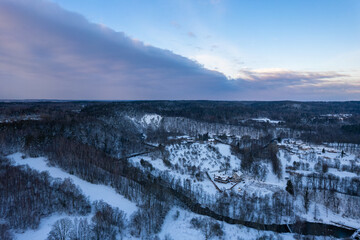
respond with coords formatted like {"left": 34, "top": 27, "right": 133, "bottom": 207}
{"left": 214, "top": 175, "right": 230, "bottom": 183}
{"left": 298, "top": 145, "right": 311, "bottom": 151}
{"left": 231, "top": 173, "right": 242, "bottom": 183}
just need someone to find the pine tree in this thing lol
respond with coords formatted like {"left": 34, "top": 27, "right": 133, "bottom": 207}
{"left": 304, "top": 187, "right": 310, "bottom": 213}
{"left": 285, "top": 179, "right": 294, "bottom": 195}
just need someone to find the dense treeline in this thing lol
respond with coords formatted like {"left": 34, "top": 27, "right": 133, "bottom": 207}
{"left": 0, "top": 158, "right": 91, "bottom": 230}
{"left": 0, "top": 112, "right": 145, "bottom": 158}
{"left": 79, "top": 101, "right": 360, "bottom": 124}
{"left": 342, "top": 124, "right": 360, "bottom": 134}
{"left": 231, "top": 136, "right": 283, "bottom": 180}
{"left": 1, "top": 101, "right": 360, "bottom": 146}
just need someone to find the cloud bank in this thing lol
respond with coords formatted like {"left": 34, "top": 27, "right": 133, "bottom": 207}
{"left": 0, "top": 0, "right": 358, "bottom": 100}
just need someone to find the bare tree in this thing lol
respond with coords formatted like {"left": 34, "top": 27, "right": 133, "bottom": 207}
{"left": 48, "top": 218, "right": 73, "bottom": 240}
{"left": 69, "top": 218, "right": 92, "bottom": 240}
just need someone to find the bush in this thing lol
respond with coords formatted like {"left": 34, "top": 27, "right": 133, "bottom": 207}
{"left": 322, "top": 163, "right": 329, "bottom": 173}
{"left": 140, "top": 159, "right": 154, "bottom": 171}
{"left": 162, "top": 158, "right": 172, "bottom": 168}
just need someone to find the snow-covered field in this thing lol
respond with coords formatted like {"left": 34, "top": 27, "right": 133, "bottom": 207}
{"left": 159, "top": 207, "right": 298, "bottom": 240}
{"left": 136, "top": 142, "right": 240, "bottom": 172}
{"left": 7, "top": 153, "right": 138, "bottom": 240}
{"left": 130, "top": 142, "right": 242, "bottom": 196}
{"left": 8, "top": 153, "right": 137, "bottom": 216}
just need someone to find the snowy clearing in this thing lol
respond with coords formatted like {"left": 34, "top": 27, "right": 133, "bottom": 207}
{"left": 141, "top": 113, "right": 162, "bottom": 127}
{"left": 7, "top": 153, "right": 138, "bottom": 217}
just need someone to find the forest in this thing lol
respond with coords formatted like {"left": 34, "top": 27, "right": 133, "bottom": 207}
{"left": 0, "top": 101, "right": 360, "bottom": 239}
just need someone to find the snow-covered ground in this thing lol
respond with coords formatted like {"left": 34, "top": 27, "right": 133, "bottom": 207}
{"left": 279, "top": 139, "right": 360, "bottom": 229}
{"left": 130, "top": 141, "right": 291, "bottom": 197}
{"left": 128, "top": 113, "right": 163, "bottom": 129}
{"left": 7, "top": 153, "right": 138, "bottom": 240}
{"left": 251, "top": 118, "right": 282, "bottom": 124}
{"left": 130, "top": 142, "right": 242, "bottom": 196}
{"left": 130, "top": 139, "right": 360, "bottom": 230}
{"left": 0, "top": 114, "right": 41, "bottom": 123}
{"left": 166, "top": 142, "right": 240, "bottom": 172}
{"left": 5, "top": 137, "right": 359, "bottom": 239}
{"left": 159, "top": 206, "right": 349, "bottom": 240}
{"left": 295, "top": 198, "right": 360, "bottom": 230}
{"left": 319, "top": 114, "right": 352, "bottom": 121}
{"left": 159, "top": 207, "right": 298, "bottom": 240}
{"left": 280, "top": 139, "right": 360, "bottom": 178}
{"left": 7, "top": 153, "right": 138, "bottom": 216}
{"left": 12, "top": 214, "right": 92, "bottom": 240}
{"left": 141, "top": 113, "right": 162, "bottom": 127}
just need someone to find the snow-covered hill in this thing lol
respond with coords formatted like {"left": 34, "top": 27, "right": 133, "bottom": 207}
{"left": 8, "top": 153, "right": 137, "bottom": 216}
{"left": 128, "top": 138, "right": 360, "bottom": 230}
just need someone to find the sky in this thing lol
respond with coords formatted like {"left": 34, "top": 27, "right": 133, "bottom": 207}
{"left": 0, "top": 0, "right": 359, "bottom": 100}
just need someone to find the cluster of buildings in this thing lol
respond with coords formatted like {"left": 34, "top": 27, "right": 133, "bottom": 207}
{"left": 214, "top": 172, "right": 242, "bottom": 184}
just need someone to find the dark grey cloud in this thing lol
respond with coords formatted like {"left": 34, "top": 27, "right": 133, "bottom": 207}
{"left": 0, "top": 0, "right": 358, "bottom": 100}
{"left": 0, "top": 0, "right": 233, "bottom": 100}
